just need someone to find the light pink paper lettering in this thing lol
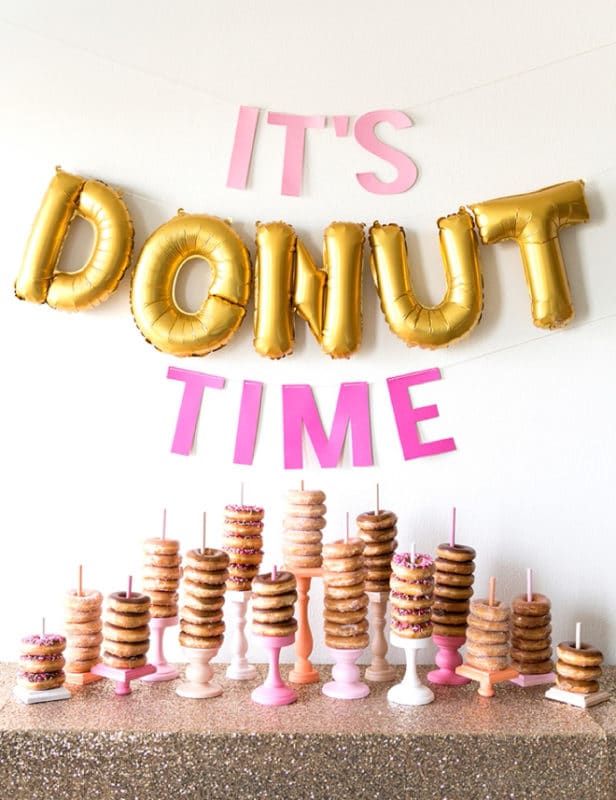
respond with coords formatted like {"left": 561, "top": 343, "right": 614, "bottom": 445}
{"left": 167, "top": 367, "right": 225, "bottom": 456}
{"left": 267, "top": 112, "right": 326, "bottom": 196}
{"left": 226, "top": 106, "right": 260, "bottom": 190}
{"left": 354, "top": 109, "right": 417, "bottom": 194}
{"left": 233, "top": 380, "right": 264, "bottom": 465}
{"left": 333, "top": 115, "right": 350, "bottom": 137}
{"left": 282, "top": 383, "right": 373, "bottom": 469}
{"left": 387, "top": 369, "right": 456, "bottom": 460}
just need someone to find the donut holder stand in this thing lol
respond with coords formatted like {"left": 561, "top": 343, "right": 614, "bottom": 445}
{"left": 365, "top": 591, "right": 396, "bottom": 682}
{"left": 428, "top": 634, "right": 470, "bottom": 686}
{"left": 141, "top": 616, "right": 180, "bottom": 682}
{"left": 91, "top": 661, "right": 156, "bottom": 695}
{"left": 176, "top": 646, "right": 223, "bottom": 699}
{"left": 13, "top": 685, "right": 71, "bottom": 705}
{"left": 323, "top": 647, "right": 370, "bottom": 700}
{"left": 545, "top": 684, "right": 610, "bottom": 708}
{"left": 510, "top": 670, "right": 556, "bottom": 688}
{"left": 226, "top": 590, "right": 257, "bottom": 680}
{"left": 252, "top": 633, "right": 297, "bottom": 706}
{"left": 65, "top": 666, "right": 103, "bottom": 686}
{"left": 455, "top": 663, "right": 518, "bottom": 698}
{"left": 288, "top": 567, "right": 322, "bottom": 684}
{"left": 387, "top": 633, "right": 434, "bottom": 706}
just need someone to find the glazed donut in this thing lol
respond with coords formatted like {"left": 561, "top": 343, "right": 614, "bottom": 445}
{"left": 283, "top": 516, "right": 324, "bottom": 532}
{"left": 179, "top": 606, "right": 223, "bottom": 624}
{"left": 325, "top": 555, "right": 364, "bottom": 573}
{"left": 435, "top": 584, "right": 473, "bottom": 600}
{"left": 466, "top": 613, "right": 509, "bottom": 633}
{"left": 363, "top": 540, "right": 397, "bottom": 557}
{"left": 103, "top": 652, "right": 147, "bottom": 669}
{"left": 391, "top": 553, "right": 434, "bottom": 582}
{"left": 108, "top": 591, "right": 150, "bottom": 615}
{"left": 466, "top": 641, "right": 509, "bottom": 658}
{"left": 324, "top": 620, "right": 369, "bottom": 636}
{"left": 556, "top": 642, "right": 603, "bottom": 668}
{"left": 283, "top": 542, "right": 322, "bottom": 556}
{"left": 143, "top": 553, "right": 181, "bottom": 568}
{"left": 65, "top": 589, "right": 103, "bottom": 611}
{"left": 103, "top": 623, "right": 150, "bottom": 643}
{"left": 285, "top": 502, "right": 326, "bottom": 518}
{"left": 64, "top": 619, "right": 103, "bottom": 636}
{"left": 251, "top": 591, "right": 297, "bottom": 610}
{"left": 143, "top": 537, "right": 180, "bottom": 556}
{"left": 364, "top": 567, "right": 392, "bottom": 581}
{"left": 142, "top": 576, "right": 181, "bottom": 592}
{"left": 433, "top": 622, "right": 467, "bottom": 637}
{"left": 252, "top": 607, "right": 294, "bottom": 624}
{"left": 365, "top": 580, "right": 390, "bottom": 593}
{"left": 512, "top": 613, "right": 550, "bottom": 629}
{"left": 434, "top": 558, "right": 475, "bottom": 575}
{"left": 105, "top": 610, "right": 150, "bottom": 629}
{"left": 512, "top": 659, "right": 553, "bottom": 675}
{"left": 466, "top": 654, "right": 508, "bottom": 672}
{"left": 556, "top": 675, "right": 599, "bottom": 694}
{"left": 435, "top": 543, "right": 476, "bottom": 562}
{"left": 252, "top": 620, "right": 297, "bottom": 637}
{"left": 511, "top": 636, "right": 552, "bottom": 652}
{"left": 253, "top": 571, "right": 296, "bottom": 595}
{"left": 283, "top": 529, "right": 323, "bottom": 545}
{"left": 356, "top": 510, "right": 397, "bottom": 530}
{"left": 357, "top": 527, "right": 397, "bottom": 543}
{"left": 325, "top": 633, "right": 369, "bottom": 649}
{"left": 286, "top": 489, "right": 325, "bottom": 506}
{"left": 19, "top": 634, "right": 66, "bottom": 656}
{"left": 511, "top": 624, "right": 551, "bottom": 642}
{"left": 16, "top": 671, "right": 66, "bottom": 691}
{"left": 323, "top": 608, "right": 366, "bottom": 625}
{"left": 65, "top": 632, "right": 103, "bottom": 648}
{"left": 183, "top": 567, "right": 227, "bottom": 586}
{"left": 147, "top": 590, "right": 180, "bottom": 605}
{"left": 324, "top": 594, "right": 369, "bottom": 613}
{"left": 432, "top": 597, "right": 470, "bottom": 614}
{"left": 390, "top": 576, "right": 434, "bottom": 597}
{"left": 19, "top": 653, "right": 66, "bottom": 673}
{"left": 65, "top": 658, "right": 101, "bottom": 674}
{"left": 556, "top": 659, "right": 602, "bottom": 681}
{"left": 283, "top": 555, "right": 323, "bottom": 569}
{"left": 103, "top": 639, "right": 150, "bottom": 658}
{"left": 325, "top": 582, "right": 365, "bottom": 599}
{"left": 181, "top": 620, "right": 225, "bottom": 638}
{"left": 430, "top": 610, "right": 470, "bottom": 626}
{"left": 183, "top": 594, "right": 224, "bottom": 612}
{"left": 510, "top": 646, "right": 552, "bottom": 663}
{"left": 179, "top": 631, "right": 224, "bottom": 649}
{"left": 390, "top": 618, "right": 432, "bottom": 639}
{"left": 323, "top": 569, "right": 367, "bottom": 588}
{"left": 323, "top": 539, "right": 364, "bottom": 559}
{"left": 511, "top": 593, "right": 551, "bottom": 617}
{"left": 184, "top": 548, "right": 229, "bottom": 570}
{"left": 63, "top": 608, "right": 101, "bottom": 623}
{"left": 434, "top": 571, "right": 474, "bottom": 588}
{"left": 150, "top": 604, "right": 178, "bottom": 618}
{"left": 469, "top": 599, "right": 509, "bottom": 622}
{"left": 224, "top": 504, "right": 264, "bottom": 522}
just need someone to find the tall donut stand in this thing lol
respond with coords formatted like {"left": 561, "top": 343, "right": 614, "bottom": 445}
{"left": 141, "top": 616, "right": 180, "bottom": 682}
{"left": 388, "top": 633, "right": 434, "bottom": 706}
{"left": 288, "top": 567, "right": 322, "bottom": 684}
{"left": 226, "top": 590, "right": 257, "bottom": 680}
{"left": 365, "top": 591, "right": 396, "bottom": 682}
{"left": 176, "top": 645, "right": 223, "bottom": 699}
{"left": 323, "top": 646, "right": 370, "bottom": 700}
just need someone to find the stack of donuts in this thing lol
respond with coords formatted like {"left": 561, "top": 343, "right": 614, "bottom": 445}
{"left": 282, "top": 489, "right": 326, "bottom": 571}
{"left": 389, "top": 552, "right": 435, "bottom": 639}
{"left": 180, "top": 548, "right": 229, "bottom": 650}
{"left": 510, "top": 593, "right": 553, "bottom": 676}
{"left": 64, "top": 588, "right": 103, "bottom": 677}
{"left": 102, "top": 590, "right": 151, "bottom": 670}
{"left": 555, "top": 640, "right": 603, "bottom": 695}
{"left": 222, "top": 504, "right": 264, "bottom": 592}
{"left": 355, "top": 510, "right": 398, "bottom": 592}
{"left": 322, "top": 538, "right": 369, "bottom": 650}
{"left": 142, "top": 537, "right": 182, "bottom": 619}
{"left": 251, "top": 570, "right": 298, "bottom": 637}
{"left": 432, "top": 543, "right": 476, "bottom": 637}
{"left": 17, "top": 633, "right": 66, "bottom": 692}
{"left": 465, "top": 597, "right": 511, "bottom": 672}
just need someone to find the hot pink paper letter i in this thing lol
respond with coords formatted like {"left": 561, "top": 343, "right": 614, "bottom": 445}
{"left": 167, "top": 367, "right": 225, "bottom": 455}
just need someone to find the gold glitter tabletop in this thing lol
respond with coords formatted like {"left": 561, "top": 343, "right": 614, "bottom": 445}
{"left": 1, "top": 663, "right": 615, "bottom": 799}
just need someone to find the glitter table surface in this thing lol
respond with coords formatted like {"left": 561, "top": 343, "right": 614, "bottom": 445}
{"left": 1, "top": 663, "right": 615, "bottom": 800}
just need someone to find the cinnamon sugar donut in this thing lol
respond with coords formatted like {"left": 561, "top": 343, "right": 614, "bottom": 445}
{"left": 469, "top": 599, "right": 509, "bottom": 622}
{"left": 285, "top": 502, "right": 327, "bottom": 518}
{"left": 65, "top": 589, "right": 103, "bottom": 611}
{"left": 466, "top": 613, "right": 510, "bottom": 633}
{"left": 286, "top": 489, "right": 325, "bottom": 506}
{"left": 143, "top": 537, "right": 180, "bottom": 556}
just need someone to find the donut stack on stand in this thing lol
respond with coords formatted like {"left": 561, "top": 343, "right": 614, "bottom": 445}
{"left": 510, "top": 592, "right": 553, "bottom": 676}
{"left": 180, "top": 548, "right": 229, "bottom": 649}
{"left": 465, "top": 593, "right": 511, "bottom": 672}
{"left": 389, "top": 552, "right": 435, "bottom": 639}
{"left": 282, "top": 489, "right": 326, "bottom": 571}
{"left": 355, "top": 510, "right": 397, "bottom": 592}
{"left": 555, "top": 636, "right": 603, "bottom": 695}
{"left": 322, "top": 538, "right": 369, "bottom": 650}
{"left": 251, "top": 570, "right": 298, "bottom": 637}
{"left": 102, "top": 590, "right": 151, "bottom": 670}
{"left": 64, "top": 588, "right": 103, "bottom": 677}
{"left": 142, "top": 537, "right": 182, "bottom": 619}
{"left": 432, "top": 543, "right": 475, "bottom": 637}
{"left": 222, "top": 505, "right": 264, "bottom": 592}
{"left": 17, "top": 633, "right": 67, "bottom": 692}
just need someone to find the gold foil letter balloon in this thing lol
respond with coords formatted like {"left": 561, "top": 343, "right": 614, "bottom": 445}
{"left": 253, "top": 221, "right": 364, "bottom": 359}
{"left": 470, "top": 180, "right": 589, "bottom": 329}
{"left": 130, "top": 212, "right": 251, "bottom": 356}
{"left": 369, "top": 210, "right": 483, "bottom": 348}
{"left": 14, "top": 168, "right": 133, "bottom": 310}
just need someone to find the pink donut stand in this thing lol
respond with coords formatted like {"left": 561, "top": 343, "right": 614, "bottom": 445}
{"left": 428, "top": 634, "right": 470, "bottom": 686}
{"left": 251, "top": 634, "right": 297, "bottom": 706}
{"left": 323, "top": 647, "right": 369, "bottom": 700}
{"left": 141, "top": 617, "right": 180, "bottom": 682}
{"left": 92, "top": 662, "right": 155, "bottom": 695}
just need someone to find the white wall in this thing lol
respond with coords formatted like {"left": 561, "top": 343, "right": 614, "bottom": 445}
{"left": 1, "top": 1, "right": 615, "bottom": 665}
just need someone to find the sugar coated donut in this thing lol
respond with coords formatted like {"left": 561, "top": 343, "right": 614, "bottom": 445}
{"left": 143, "top": 537, "right": 180, "bottom": 555}
{"left": 64, "top": 619, "right": 103, "bottom": 635}
{"left": 466, "top": 613, "right": 509, "bottom": 633}
{"left": 469, "top": 599, "right": 509, "bottom": 622}
{"left": 467, "top": 641, "right": 509, "bottom": 658}
{"left": 466, "top": 654, "right": 508, "bottom": 672}
{"left": 465, "top": 627, "right": 508, "bottom": 645}
{"left": 65, "top": 632, "right": 103, "bottom": 648}
{"left": 323, "top": 539, "right": 364, "bottom": 559}
{"left": 511, "top": 593, "right": 551, "bottom": 616}
{"left": 179, "top": 631, "right": 224, "bottom": 649}
{"left": 556, "top": 641, "right": 603, "bottom": 668}
{"left": 286, "top": 489, "right": 325, "bottom": 506}
{"left": 356, "top": 510, "right": 398, "bottom": 530}
{"left": 65, "top": 589, "right": 103, "bottom": 611}
{"left": 285, "top": 502, "right": 327, "bottom": 518}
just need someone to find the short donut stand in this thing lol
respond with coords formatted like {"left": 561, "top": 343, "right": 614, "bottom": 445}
{"left": 226, "top": 590, "right": 257, "bottom": 680}
{"left": 323, "top": 646, "right": 370, "bottom": 700}
{"left": 365, "top": 591, "right": 396, "bottom": 682}
{"left": 13, "top": 685, "right": 71, "bottom": 705}
{"left": 141, "top": 616, "right": 180, "bottom": 683}
{"left": 288, "top": 567, "right": 322, "bottom": 684}
{"left": 92, "top": 661, "right": 156, "bottom": 695}
{"left": 428, "top": 634, "right": 470, "bottom": 686}
{"left": 252, "top": 634, "right": 297, "bottom": 706}
{"left": 65, "top": 667, "right": 103, "bottom": 686}
{"left": 455, "top": 662, "right": 518, "bottom": 698}
{"left": 176, "top": 645, "right": 223, "bottom": 699}
{"left": 387, "top": 633, "right": 434, "bottom": 706}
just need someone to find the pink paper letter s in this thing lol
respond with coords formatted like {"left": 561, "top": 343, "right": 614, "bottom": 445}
{"left": 387, "top": 369, "right": 456, "bottom": 460}
{"left": 167, "top": 367, "right": 225, "bottom": 456}
{"left": 283, "top": 383, "right": 373, "bottom": 469}
{"left": 354, "top": 109, "right": 417, "bottom": 194}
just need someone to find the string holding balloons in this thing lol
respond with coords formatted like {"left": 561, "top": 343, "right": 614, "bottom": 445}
{"left": 14, "top": 169, "right": 590, "bottom": 356}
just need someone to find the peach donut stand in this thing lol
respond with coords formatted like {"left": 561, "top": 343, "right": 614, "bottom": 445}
{"left": 176, "top": 646, "right": 223, "bottom": 699}
{"left": 288, "top": 567, "right": 322, "bottom": 684}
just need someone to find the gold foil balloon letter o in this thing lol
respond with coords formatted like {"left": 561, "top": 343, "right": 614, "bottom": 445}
{"left": 369, "top": 210, "right": 483, "bottom": 349}
{"left": 130, "top": 213, "right": 251, "bottom": 357}
{"left": 14, "top": 169, "right": 134, "bottom": 310}
{"left": 470, "top": 180, "right": 589, "bottom": 329}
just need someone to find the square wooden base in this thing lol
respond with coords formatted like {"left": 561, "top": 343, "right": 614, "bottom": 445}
{"left": 65, "top": 670, "right": 103, "bottom": 685}
{"left": 14, "top": 686, "right": 71, "bottom": 704}
{"left": 545, "top": 686, "right": 611, "bottom": 708}
{"left": 455, "top": 664, "right": 519, "bottom": 697}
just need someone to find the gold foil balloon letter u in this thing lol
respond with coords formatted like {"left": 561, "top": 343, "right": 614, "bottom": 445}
{"left": 369, "top": 210, "right": 483, "bottom": 349}
{"left": 130, "top": 212, "right": 251, "bottom": 357}
{"left": 470, "top": 180, "right": 589, "bottom": 329}
{"left": 15, "top": 168, "right": 134, "bottom": 310}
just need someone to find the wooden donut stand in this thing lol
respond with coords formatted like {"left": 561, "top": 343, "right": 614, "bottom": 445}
{"left": 288, "top": 567, "right": 322, "bottom": 685}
